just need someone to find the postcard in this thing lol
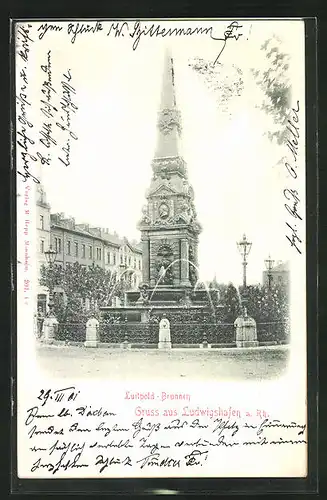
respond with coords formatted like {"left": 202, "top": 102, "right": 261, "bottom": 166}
{"left": 14, "top": 18, "right": 308, "bottom": 480}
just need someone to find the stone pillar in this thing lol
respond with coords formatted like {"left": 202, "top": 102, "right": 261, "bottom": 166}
{"left": 84, "top": 317, "right": 99, "bottom": 348}
{"left": 234, "top": 310, "right": 259, "bottom": 348}
{"left": 158, "top": 317, "right": 172, "bottom": 349}
{"left": 141, "top": 237, "right": 150, "bottom": 283}
{"left": 43, "top": 316, "right": 58, "bottom": 344}
{"left": 180, "top": 238, "right": 190, "bottom": 286}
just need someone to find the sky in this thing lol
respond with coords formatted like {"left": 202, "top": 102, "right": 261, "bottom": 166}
{"left": 26, "top": 19, "right": 305, "bottom": 285}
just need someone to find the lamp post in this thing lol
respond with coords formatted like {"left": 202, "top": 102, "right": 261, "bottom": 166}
{"left": 237, "top": 234, "right": 252, "bottom": 313}
{"left": 264, "top": 254, "right": 275, "bottom": 340}
{"left": 44, "top": 245, "right": 57, "bottom": 317}
{"left": 237, "top": 234, "right": 252, "bottom": 288}
{"left": 264, "top": 254, "right": 275, "bottom": 289}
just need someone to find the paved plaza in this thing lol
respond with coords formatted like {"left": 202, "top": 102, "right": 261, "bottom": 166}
{"left": 36, "top": 344, "right": 289, "bottom": 381}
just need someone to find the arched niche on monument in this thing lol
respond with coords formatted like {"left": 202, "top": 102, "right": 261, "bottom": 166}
{"left": 156, "top": 244, "right": 174, "bottom": 285}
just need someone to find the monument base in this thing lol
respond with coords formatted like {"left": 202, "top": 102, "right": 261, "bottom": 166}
{"left": 236, "top": 340, "right": 259, "bottom": 348}
{"left": 43, "top": 338, "right": 55, "bottom": 345}
{"left": 84, "top": 341, "right": 98, "bottom": 348}
{"left": 158, "top": 341, "right": 172, "bottom": 349}
{"left": 121, "top": 341, "right": 131, "bottom": 349}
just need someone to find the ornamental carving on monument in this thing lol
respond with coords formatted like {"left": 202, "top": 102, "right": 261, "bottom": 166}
{"left": 152, "top": 156, "right": 185, "bottom": 169}
{"left": 189, "top": 246, "right": 198, "bottom": 286}
{"left": 173, "top": 201, "right": 194, "bottom": 225}
{"left": 140, "top": 205, "right": 151, "bottom": 224}
{"left": 151, "top": 156, "right": 187, "bottom": 179}
{"left": 157, "top": 108, "right": 182, "bottom": 135}
{"left": 157, "top": 243, "right": 173, "bottom": 258}
{"left": 190, "top": 220, "right": 202, "bottom": 233}
{"left": 158, "top": 202, "right": 170, "bottom": 220}
{"left": 156, "top": 259, "right": 174, "bottom": 285}
{"left": 182, "top": 180, "right": 194, "bottom": 199}
{"left": 138, "top": 283, "right": 150, "bottom": 304}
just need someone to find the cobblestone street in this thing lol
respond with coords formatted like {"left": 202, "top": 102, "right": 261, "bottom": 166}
{"left": 36, "top": 344, "right": 289, "bottom": 381}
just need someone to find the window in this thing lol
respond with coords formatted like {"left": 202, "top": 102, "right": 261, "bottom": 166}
{"left": 89, "top": 246, "right": 92, "bottom": 259}
{"left": 82, "top": 244, "right": 86, "bottom": 258}
{"left": 55, "top": 237, "right": 62, "bottom": 254}
{"left": 120, "top": 254, "right": 123, "bottom": 264}
{"left": 40, "top": 239, "right": 44, "bottom": 253}
{"left": 124, "top": 256, "right": 127, "bottom": 265}
{"left": 113, "top": 253, "right": 116, "bottom": 265}
{"left": 128, "top": 256, "right": 131, "bottom": 267}
{"left": 134, "top": 257, "right": 136, "bottom": 269}
{"left": 96, "top": 248, "right": 102, "bottom": 261}
{"left": 107, "top": 252, "right": 110, "bottom": 264}
{"left": 37, "top": 294, "right": 47, "bottom": 315}
{"left": 40, "top": 215, "right": 44, "bottom": 230}
{"left": 74, "top": 242, "right": 78, "bottom": 257}
{"left": 67, "top": 241, "right": 71, "bottom": 255}
{"left": 139, "top": 259, "right": 141, "bottom": 270}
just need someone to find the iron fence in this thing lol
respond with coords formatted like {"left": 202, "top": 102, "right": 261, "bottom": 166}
{"left": 54, "top": 320, "right": 289, "bottom": 345}
{"left": 56, "top": 322, "right": 86, "bottom": 343}
{"left": 98, "top": 322, "right": 236, "bottom": 345}
{"left": 99, "top": 322, "right": 158, "bottom": 344}
{"left": 256, "top": 321, "right": 289, "bottom": 344}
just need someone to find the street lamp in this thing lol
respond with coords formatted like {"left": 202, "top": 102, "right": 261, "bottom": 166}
{"left": 264, "top": 254, "right": 275, "bottom": 289}
{"left": 237, "top": 234, "right": 252, "bottom": 288}
{"left": 264, "top": 254, "right": 275, "bottom": 340}
{"left": 44, "top": 245, "right": 57, "bottom": 316}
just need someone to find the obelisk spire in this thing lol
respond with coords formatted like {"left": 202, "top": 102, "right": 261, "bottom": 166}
{"left": 159, "top": 47, "right": 177, "bottom": 109}
{"left": 154, "top": 47, "right": 182, "bottom": 159}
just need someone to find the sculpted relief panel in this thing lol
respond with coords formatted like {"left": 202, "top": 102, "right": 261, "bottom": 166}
{"left": 157, "top": 108, "right": 182, "bottom": 136}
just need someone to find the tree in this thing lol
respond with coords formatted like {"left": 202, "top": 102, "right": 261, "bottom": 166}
{"left": 241, "top": 282, "right": 289, "bottom": 324}
{"left": 251, "top": 35, "right": 291, "bottom": 144}
{"left": 242, "top": 284, "right": 264, "bottom": 321}
{"left": 189, "top": 58, "right": 244, "bottom": 116}
{"left": 40, "top": 263, "right": 124, "bottom": 322}
{"left": 260, "top": 283, "right": 289, "bottom": 323}
{"left": 189, "top": 36, "right": 291, "bottom": 145}
{"left": 220, "top": 282, "right": 242, "bottom": 323}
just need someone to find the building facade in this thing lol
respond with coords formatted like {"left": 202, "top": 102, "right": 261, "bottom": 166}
{"left": 262, "top": 261, "right": 290, "bottom": 289}
{"left": 36, "top": 188, "right": 142, "bottom": 314}
{"left": 36, "top": 185, "right": 52, "bottom": 314}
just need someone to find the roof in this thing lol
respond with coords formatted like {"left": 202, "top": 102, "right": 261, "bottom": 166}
{"left": 271, "top": 261, "right": 290, "bottom": 272}
{"left": 50, "top": 213, "right": 142, "bottom": 252}
{"left": 263, "top": 260, "right": 290, "bottom": 273}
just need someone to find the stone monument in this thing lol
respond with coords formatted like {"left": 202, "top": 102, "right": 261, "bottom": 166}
{"left": 135, "top": 47, "right": 202, "bottom": 298}
{"left": 234, "top": 307, "right": 259, "bottom": 348}
{"left": 84, "top": 316, "right": 99, "bottom": 348}
{"left": 43, "top": 316, "right": 58, "bottom": 344}
{"left": 100, "top": 47, "right": 222, "bottom": 346}
{"left": 158, "top": 315, "right": 172, "bottom": 349}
